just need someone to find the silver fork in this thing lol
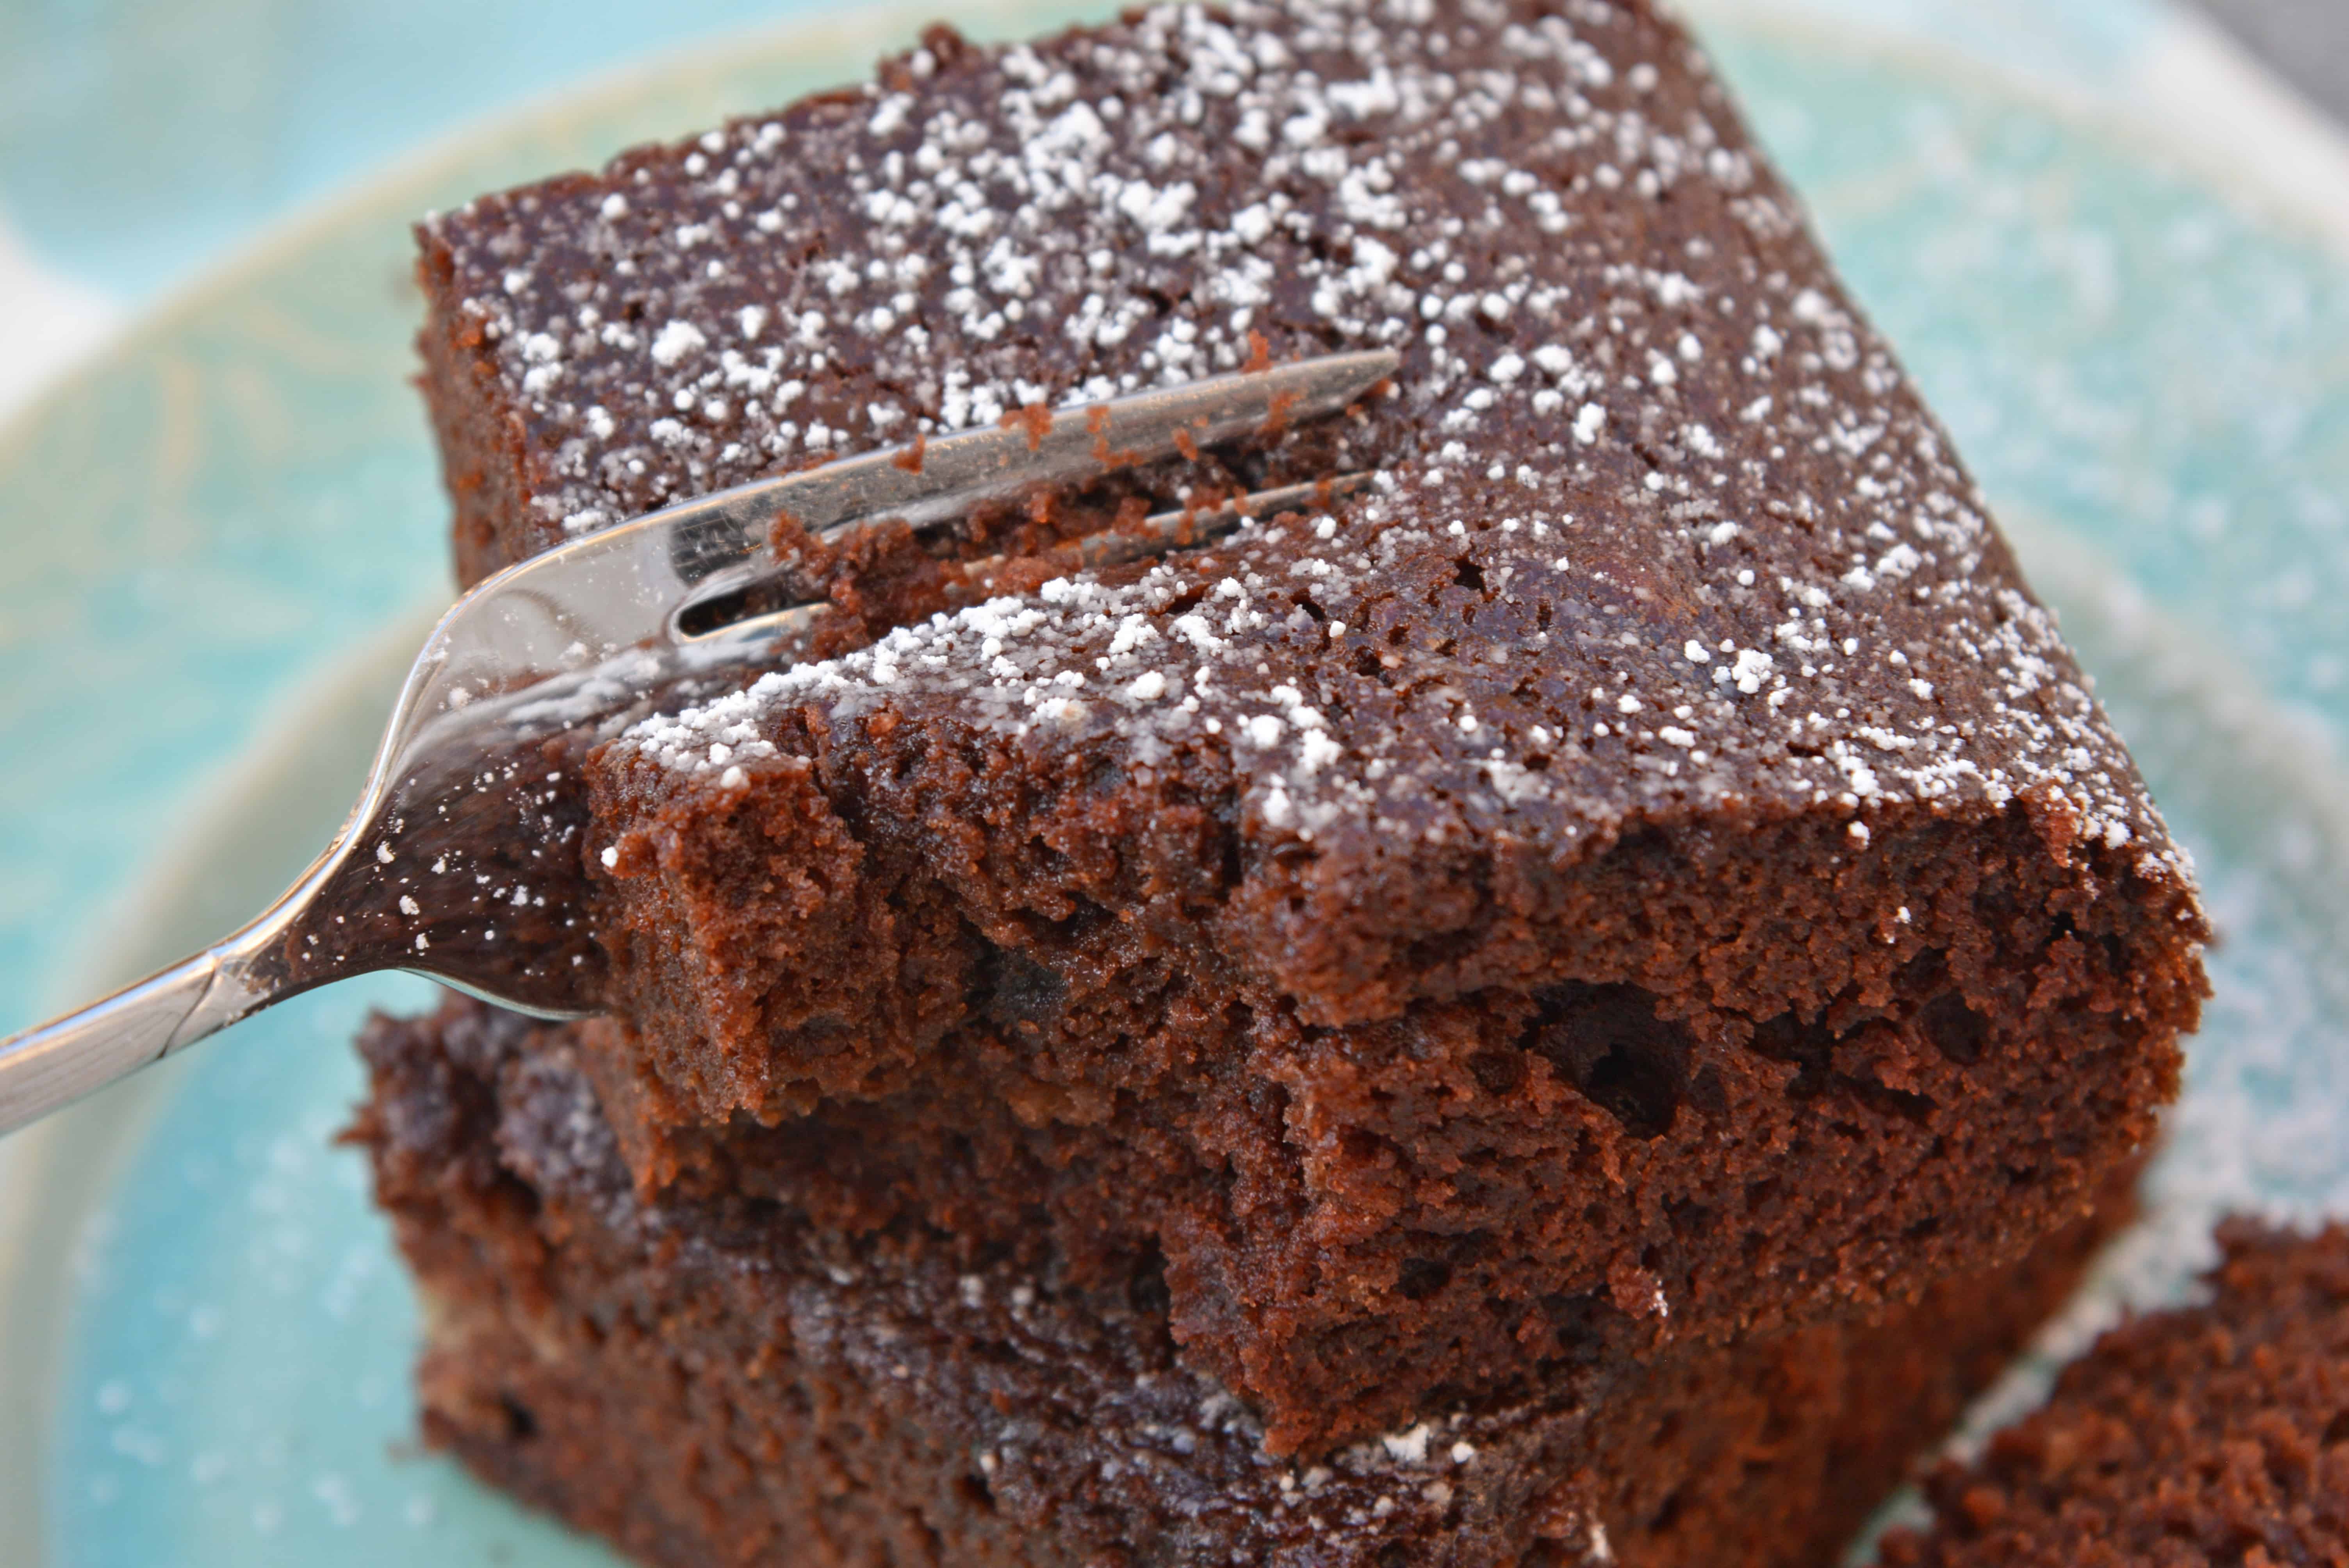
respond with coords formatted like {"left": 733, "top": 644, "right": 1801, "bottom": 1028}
{"left": 0, "top": 349, "right": 1396, "bottom": 1136}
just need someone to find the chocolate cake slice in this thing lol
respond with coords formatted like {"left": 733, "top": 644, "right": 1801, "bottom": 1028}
{"left": 1879, "top": 1220, "right": 2349, "bottom": 1568}
{"left": 355, "top": 998, "right": 2141, "bottom": 1568}
{"left": 414, "top": 0, "right": 2206, "bottom": 1450}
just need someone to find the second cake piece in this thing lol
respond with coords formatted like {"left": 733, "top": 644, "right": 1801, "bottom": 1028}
{"left": 415, "top": 0, "right": 2208, "bottom": 1452}
{"left": 1880, "top": 1220, "right": 2349, "bottom": 1568}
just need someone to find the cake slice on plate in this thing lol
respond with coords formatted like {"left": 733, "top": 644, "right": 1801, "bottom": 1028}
{"left": 412, "top": 0, "right": 2204, "bottom": 1456}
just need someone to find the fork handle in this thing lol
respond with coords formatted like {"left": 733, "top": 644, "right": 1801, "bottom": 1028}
{"left": 0, "top": 944, "right": 277, "bottom": 1137}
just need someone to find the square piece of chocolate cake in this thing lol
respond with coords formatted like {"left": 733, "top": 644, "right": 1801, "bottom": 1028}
{"left": 412, "top": 0, "right": 2204, "bottom": 1459}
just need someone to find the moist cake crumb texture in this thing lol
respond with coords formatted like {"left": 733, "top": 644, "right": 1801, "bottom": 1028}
{"left": 411, "top": 0, "right": 2208, "bottom": 1458}
{"left": 1880, "top": 1220, "right": 2349, "bottom": 1568}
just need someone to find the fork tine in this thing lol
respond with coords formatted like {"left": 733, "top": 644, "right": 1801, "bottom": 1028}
{"left": 664, "top": 349, "right": 1396, "bottom": 616}
{"left": 1067, "top": 472, "right": 1375, "bottom": 571}
{"left": 706, "top": 472, "right": 1376, "bottom": 655}
{"left": 804, "top": 351, "right": 1392, "bottom": 536}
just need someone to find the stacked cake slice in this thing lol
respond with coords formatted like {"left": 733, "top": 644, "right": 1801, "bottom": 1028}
{"left": 364, "top": 0, "right": 2208, "bottom": 1561}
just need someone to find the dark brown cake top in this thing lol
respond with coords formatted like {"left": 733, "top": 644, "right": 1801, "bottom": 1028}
{"left": 427, "top": 0, "right": 2191, "bottom": 886}
{"left": 1880, "top": 1219, "right": 2349, "bottom": 1568}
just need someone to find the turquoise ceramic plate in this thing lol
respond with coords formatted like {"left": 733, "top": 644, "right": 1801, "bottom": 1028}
{"left": 2, "top": 4, "right": 2345, "bottom": 1563}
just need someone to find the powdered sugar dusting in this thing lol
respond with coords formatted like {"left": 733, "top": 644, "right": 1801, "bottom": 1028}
{"left": 428, "top": 0, "right": 2190, "bottom": 890}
